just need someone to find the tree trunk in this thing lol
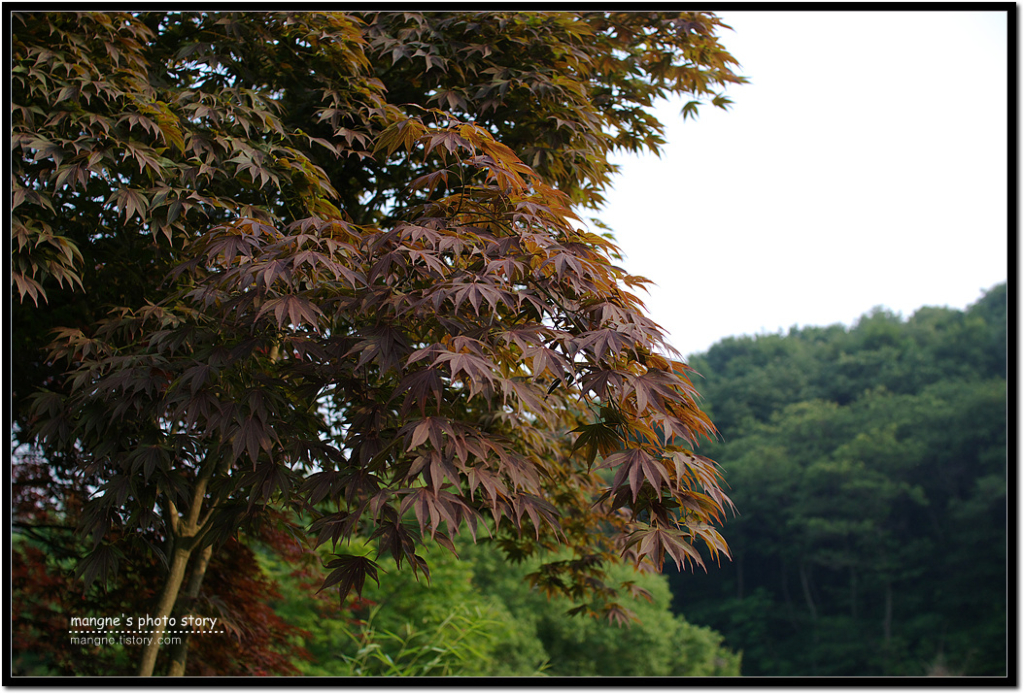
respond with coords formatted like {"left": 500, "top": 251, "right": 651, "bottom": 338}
{"left": 137, "top": 544, "right": 193, "bottom": 676}
{"left": 799, "top": 561, "right": 821, "bottom": 675}
{"left": 850, "top": 568, "right": 858, "bottom": 620}
{"left": 799, "top": 561, "right": 817, "bottom": 622}
{"left": 780, "top": 560, "right": 799, "bottom": 628}
{"left": 138, "top": 464, "right": 215, "bottom": 676}
{"left": 166, "top": 542, "right": 214, "bottom": 676}
{"left": 736, "top": 550, "right": 744, "bottom": 600}
{"left": 883, "top": 581, "right": 893, "bottom": 647}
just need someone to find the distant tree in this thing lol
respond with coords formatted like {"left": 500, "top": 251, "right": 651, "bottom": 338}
{"left": 13, "top": 11, "right": 744, "bottom": 676}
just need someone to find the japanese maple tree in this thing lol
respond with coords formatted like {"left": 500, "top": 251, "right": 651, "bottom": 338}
{"left": 13, "top": 11, "right": 744, "bottom": 676}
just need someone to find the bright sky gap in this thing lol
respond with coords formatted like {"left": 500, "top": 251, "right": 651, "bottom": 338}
{"left": 601, "top": 10, "right": 1008, "bottom": 359}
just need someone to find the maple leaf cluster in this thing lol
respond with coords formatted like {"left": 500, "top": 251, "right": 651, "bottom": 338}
{"left": 13, "top": 11, "right": 744, "bottom": 664}
{"left": 35, "top": 116, "right": 733, "bottom": 617}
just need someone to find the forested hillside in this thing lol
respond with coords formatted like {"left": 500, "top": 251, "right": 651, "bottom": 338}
{"left": 666, "top": 283, "right": 1007, "bottom": 676}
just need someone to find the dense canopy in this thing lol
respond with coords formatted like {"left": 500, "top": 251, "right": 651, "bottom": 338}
{"left": 12, "top": 11, "right": 745, "bottom": 676}
{"left": 667, "top": 285, "right": 1007, "bottom": 676}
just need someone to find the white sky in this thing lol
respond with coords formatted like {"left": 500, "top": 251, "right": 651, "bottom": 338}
{"left": 599, "top": 10, "right": 1009, "bottom": 359}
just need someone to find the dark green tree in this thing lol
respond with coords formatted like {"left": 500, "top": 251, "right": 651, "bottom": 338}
{"left": 669, "top": 286, "right": 1007, "bottom": 676}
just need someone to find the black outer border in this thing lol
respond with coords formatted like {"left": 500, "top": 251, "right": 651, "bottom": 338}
{"left": 3, "top": 1, "right": 1017, "bottom": 687}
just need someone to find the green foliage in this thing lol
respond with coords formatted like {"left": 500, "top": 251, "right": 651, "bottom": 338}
{"left": 335, "top": 606, "right": 504, "bottom": 677}
{"left": 456, "top": 540, "right": 740, "bottom": 677}
{"left": 670, "top": 285, "right": 1007, "bottom": 676}
{"left": 263, "top": 539, "right": 548, "bottom": 677}
{"left": 262, "top": 537, "right": 739, "bottom": 676}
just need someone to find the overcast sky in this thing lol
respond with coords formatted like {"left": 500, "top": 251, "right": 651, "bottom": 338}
{"left": 599, "top": 10, "right": 1009, "bottom": 359}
